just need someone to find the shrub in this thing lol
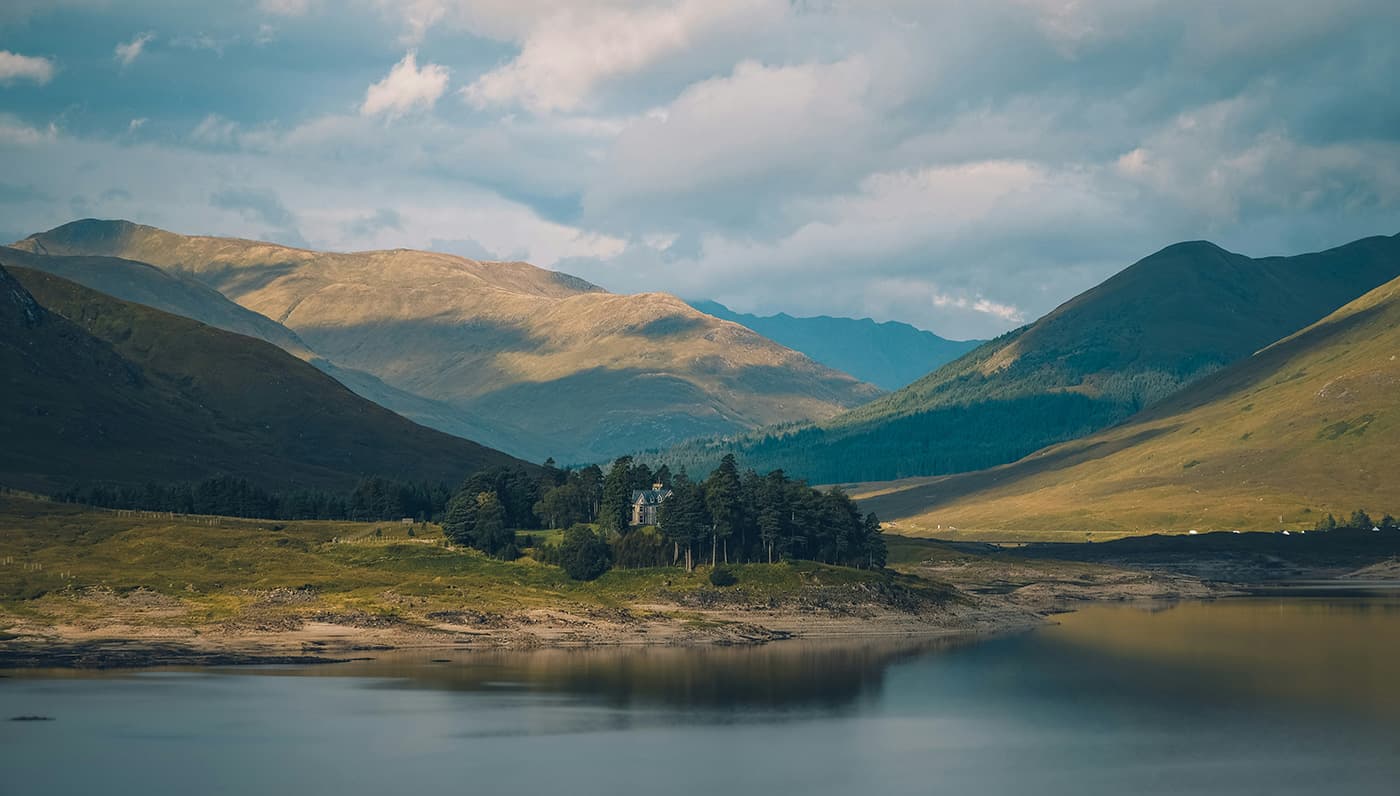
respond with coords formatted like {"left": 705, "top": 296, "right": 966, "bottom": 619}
{"left": 708, "top": 565, "right": 737, "bottom": 587}
{"left": 558, "top": 524, "right": 612, "bottom": 581}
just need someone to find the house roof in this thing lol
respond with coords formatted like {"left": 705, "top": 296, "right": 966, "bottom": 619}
{"left": 631, "top": 488, "right": 672, "bottom": 505}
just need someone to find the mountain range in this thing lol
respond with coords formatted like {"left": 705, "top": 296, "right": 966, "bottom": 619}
{"left": 653, "top": 235, "right": 1400, "bottom": 484}
{"left": 8, "top": 216, "right": 1399, "bottom": 536}
{"left": 854, "top": 265, "right": 1400, "bottom": 532}
{"left": 12, "top": 220, "right": 881, "bottom": 464}
{"left": 687, "top": 300, "right": 981, "bottom": 391}
{"left": 0, "top": 261, "right": 526, "bottom": 493}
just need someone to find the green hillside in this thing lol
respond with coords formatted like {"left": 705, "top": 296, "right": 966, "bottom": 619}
{"left": 688, "top": 300, "right": 981, "bottom": 390}
{"left": 853, "top": 270, "right": 1400, "bottom": 535}
{"left": 0, "top": 263, "right": 527, "bottom": 493}
{"left": 653, "top": 235, "right": 1400, "bottom": 483}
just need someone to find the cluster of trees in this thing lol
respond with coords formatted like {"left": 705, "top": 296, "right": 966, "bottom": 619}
{"left": 655, "top": 454, "right": 885, "bottom": 571}
{"left": 1314, "top": 509, "right": 1398, "bottom": 532}
{"left": 440, "top": 460, "right": 678, "bottom": 560}
{"left": 531, "top": 454, "right": 888, "bottom": 579}
{"left": 56, "top": 476, "right": 452, "bottom": 521}
{"left": 58, "top": 454, "right": 888, "bottom": 581}
{"left": 532, "top": 458, "right": 675, "bottom": 531}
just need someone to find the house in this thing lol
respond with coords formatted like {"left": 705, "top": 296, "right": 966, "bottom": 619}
{"left": 630, "top": 483, "right": 673, "bottom": 526}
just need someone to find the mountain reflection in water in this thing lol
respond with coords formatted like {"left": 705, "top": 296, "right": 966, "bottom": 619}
{"left": 3, "top": 596, "right": 1398, "bottom": 796}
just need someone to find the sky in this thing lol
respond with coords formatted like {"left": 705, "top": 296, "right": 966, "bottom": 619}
{"left": 1, "top": 1, "right": 1398, "bottom": 339}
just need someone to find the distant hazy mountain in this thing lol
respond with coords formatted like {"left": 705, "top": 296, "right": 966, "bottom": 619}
{"left": 653, "top": 234, "right": 1400, "bottom": 484}
{"left": 0, "top": 263, "right": 528, "bottom": 493}
{"left": 688, "top": 300, "right": 981, "bottom": 391}
{"left": 856, "top": 268, "right": 1400, "bottom": 533}
{"left": 14, "top": 220, "right": 881, "bottom": 463}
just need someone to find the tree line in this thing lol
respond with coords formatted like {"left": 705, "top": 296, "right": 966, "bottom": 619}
{"left": 58, "top": 453, "right": 888, "bottom": 580}
{"left": 1314, "top": 509, "right": 1398, "bottom": 532}
{"left": 56, "top": 476, "right": 454, "bottom": 522}
{"left": 529, "top": 454, "right": 887, "bottom": 578}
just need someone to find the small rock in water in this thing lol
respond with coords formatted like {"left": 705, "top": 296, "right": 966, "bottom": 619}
{"left": 10, "top": 715, "right": 55, "bottom": 722}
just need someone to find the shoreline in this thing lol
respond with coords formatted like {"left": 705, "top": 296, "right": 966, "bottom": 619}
{"left": 0, "top": 603, "right": 1046, "bottom": 670}
{"left": 0, "top": 572, "right": 1231, "bottom": 670}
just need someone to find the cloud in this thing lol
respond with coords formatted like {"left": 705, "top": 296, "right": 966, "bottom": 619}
{"left": 582, "top": 57, "right": 888, "bottom": 236}
{"left": 430, "top": 237, "right": 506, "bottom": 261}
{"left": 360, "top": 51, "right": 450, "bottom": 118}
{"left": 190, "top": 113, "right": 239, "bottom": 147}
{"left": 210, "top": 186, "right": 298, "bottom": 230}
{"left": 0, "top": 50, "right": 55, "bottom": 85}
{"left": 171, "top": 32, "right": 237, "bottom": 56}
{"left": 3, "top": 0, "right": 1400, "bottom": 338}
{"left": 463, "top": 0, "right": 785, "bottom": 113}
{"left": 0, "top": 115, "right": 55, "bottom": 146}
{"left": 343, "top": 207, "right": 403, "bottom": 239}
{"left": 258, "top": 0, "right": 316, "bottom": 16}
{"left": 0, "top": 182, "right": 51, "bottom": 203}
{"left": 114, "top": 32, "right": 155, "bottom": 67}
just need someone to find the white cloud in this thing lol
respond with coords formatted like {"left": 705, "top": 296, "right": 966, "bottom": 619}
{"left": 930, "top": 292, "right": 1025, "bottom": 323}
{"left": 190, "top": 113, "right": 240, "bottom": 146}
{"left": 360, "top": 51, "right": 450, "bottom": 118}
{"left": 114, "top": 32, "right": 155, "bottom": 67}
{"left": 463, "top": 0, "right": 785, "bottom": 113}
{"left": 258, "top": 0, "right": 316, "bottom": 16}
{"left": 585, "top": 57, "right": 881, "bottom": 228}
{"left": 0, "top": 50, "right": 55, "bottom": 84}
{"left": 0, "top": 115, "right": 56, "bottom": 146}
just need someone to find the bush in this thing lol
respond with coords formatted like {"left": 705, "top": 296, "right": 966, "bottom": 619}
{"left": 558, "top": 524, "right": 612, "bottom": 581}
{"left": 612, "top": 526, "right": 669, "bottom": 569}
{"left": 708, "top": 565, "right": 737, "bottom": 587}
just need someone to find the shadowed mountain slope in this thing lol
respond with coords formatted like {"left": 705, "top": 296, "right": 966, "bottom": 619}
{"left": 688, "top": 300, "right": 981, "bottom": 390}
{"left": 0, "top": 245, "right": 548, "bottom": 456}
{"left": 652, "top": 234, "right": 1400, "bottom": 483}
{"left": 853, "top": 270, "right": 1400, "bottom": 533}
{"left": 15, "top": 220, "right": 881, "bottom": 462}
{"left": 0, "top": 263, "right": 528, "bottom": 493}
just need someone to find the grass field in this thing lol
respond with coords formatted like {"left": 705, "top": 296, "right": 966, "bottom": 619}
{"left": 0, "top": 496, "right": 952, "bottom": 635}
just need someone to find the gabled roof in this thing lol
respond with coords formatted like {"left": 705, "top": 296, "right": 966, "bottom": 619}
{"left": 631, "top": 488, "right": 673, "bottom": 505}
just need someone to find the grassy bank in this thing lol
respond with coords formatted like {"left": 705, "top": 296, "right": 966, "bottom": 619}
{"left": 0, "top": 496, "right": 955, "bottom": 640}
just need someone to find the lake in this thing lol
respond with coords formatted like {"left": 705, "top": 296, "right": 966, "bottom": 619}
{"left": 4, "top": 595, "right": 1399, "bottom": 795}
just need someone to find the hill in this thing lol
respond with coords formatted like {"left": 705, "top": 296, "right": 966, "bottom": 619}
{"left": 0, "top": 245, "right": 545, "bottom": 455}
{"left": 653, "top": 235, "right": 1400, "bottom": 483}
{"left": 0, "top": 262, "right": 527, "bottom": 493}
{"left": 688, "top": 300, "right": 981, "bottom": 390}
{"left": 14, "top": 220, "right": 881, "bottom": 463}
{"left": 852, "top": 270, "right": 1400, "bottom": 535}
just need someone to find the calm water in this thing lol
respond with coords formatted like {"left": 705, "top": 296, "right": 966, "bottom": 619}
{"left": 3, "top": 596, "right": 1399, "bottom": 795}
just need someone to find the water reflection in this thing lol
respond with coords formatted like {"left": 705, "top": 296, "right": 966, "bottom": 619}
{"left": 1041, "top": 595, "right": 1400, "bottom": 713}
{"left": 276, "top": 636, "right": 981, "bottom": 712}
{"left": 3, "top": 598, "right": 1399, "bottom": 796}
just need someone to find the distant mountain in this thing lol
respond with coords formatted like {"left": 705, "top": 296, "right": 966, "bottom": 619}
{"left": 855, "top": 269, "right": 1400, "bottom": 533}
{"left": 0, "top": 245, "right": 550, "bottom": 457}
{"left": 687, "top": 300, "right": 981, "bottom": 391}
{"left": 0, "top": 262, "right": 528, "bottom": 494}
{"left": 14, "top": 220, "right": 881, "bottom": 463}
{"left": 651, "top": 234, "right": 1400, "bottom": 483}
